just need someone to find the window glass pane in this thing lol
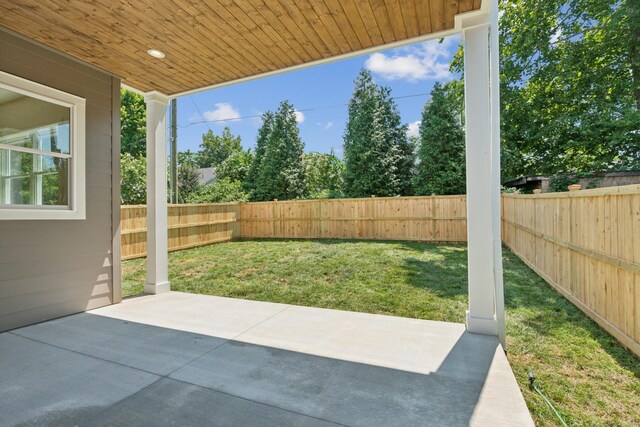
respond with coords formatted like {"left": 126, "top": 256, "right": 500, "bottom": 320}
{"left": 8, "top": 177, "right": 31, "bottom": 205}
{"left": 0, "top": 87, "right": 71, "bottom": 155}
{"left": 9, "top": 149, "right": 29, "bottom": 175}
{"left": 0, "top": 148, "right": 69, "bottom": 206}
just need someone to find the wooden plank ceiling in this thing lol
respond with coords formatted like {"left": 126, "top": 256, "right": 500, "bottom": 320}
{"left": 0, "top": 0, "right": 482, "bottom": 96}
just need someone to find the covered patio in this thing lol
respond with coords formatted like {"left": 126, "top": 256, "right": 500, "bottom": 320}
{"left": 1, "top": 0, "right": 505, "bottom": 337}
{"left": 0, "top": 0, "right": 529, "bottom": 424}
{"left": 0, "top": 292, "right": 532, "bottom": 426}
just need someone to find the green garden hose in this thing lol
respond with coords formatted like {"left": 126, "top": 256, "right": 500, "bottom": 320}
{"left": 528, "top": 371, "right": 568, "bottom": 427}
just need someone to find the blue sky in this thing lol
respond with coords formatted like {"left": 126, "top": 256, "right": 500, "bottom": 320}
{"left": 175, "top": 34, "right": 461, "bottom": 158}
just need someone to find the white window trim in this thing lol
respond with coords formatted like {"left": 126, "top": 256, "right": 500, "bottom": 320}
{"left": 0, "top": 71, "right": 86, "bottom": 220}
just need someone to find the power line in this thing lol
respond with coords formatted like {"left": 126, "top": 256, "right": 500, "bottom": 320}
{"left": 179, "top": 91, "right": 431, "bottom": 128}
{"left": 188, "top": 95, "right": 214, "bottom": 132}
{"left": 181, "top": 113, "right": 262, "bottom": 128}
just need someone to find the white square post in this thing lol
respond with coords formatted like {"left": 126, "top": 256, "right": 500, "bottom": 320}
{"left": 489, "top": 1, "right": 507, "bottom": 349}
{"left": 144, "top": 92, "right": 170, "bottom": 294}
{"left": 462, "top": 16, "right": 501, "bottom": 337}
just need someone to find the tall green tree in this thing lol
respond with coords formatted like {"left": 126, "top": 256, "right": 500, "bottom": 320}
{"left": 414, "top": 83, "right": 466, "bottom": 195}
{"left": 244, "top": 111, "right": 273, "bottom": 195}
{"left": 198, "top": 127, "right": 242, "bottom": 168}
{"left": 394, "top": 124, "right": 416, "bottom": 197}
{"left": 252, "top": 101, "right": 307, "bottom": 201}
{"left": 303, "top": 150, "right": 345, "bottom": 198}
{"left": 120, "top": 89, "right": 146, "bottom": 157}
{"left": 630, "top": 0, "right": 640, "bottom": 110}
{"left": 343, "top": 69, "right": 414, "bottom": 197}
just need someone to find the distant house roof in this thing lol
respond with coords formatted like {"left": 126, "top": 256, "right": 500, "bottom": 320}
{"left": 503, "top": 175, "right": 550, "bottom": 188}
{"left": 196, "top": 167, "right": 216, "bottom": 186}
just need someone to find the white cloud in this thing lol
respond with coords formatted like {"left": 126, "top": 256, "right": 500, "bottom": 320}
{"left": 294, "top": 110, "right": 305, "bottom": 123}
{"left": 407, "top": 120, "right": 421, "bottom": 137}
{"left": 550, "top": 29, "right": 562, "bottom": 44}
{"left": 196, "top": 103, "right": 240, "bottom": 123}
{"left": 365, "top": 38, "right": 455, "bottom": 82}
{"left": 317, "top": 121, "right": 334, "bottom": 130}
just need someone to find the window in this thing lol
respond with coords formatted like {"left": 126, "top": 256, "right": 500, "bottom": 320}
{"left": 0, "top": 71, "right": 85, "bottom": 219}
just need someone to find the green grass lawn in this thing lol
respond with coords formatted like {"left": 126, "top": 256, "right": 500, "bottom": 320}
{"left": 123, "top": 239, "right": 640, "bottom": 426}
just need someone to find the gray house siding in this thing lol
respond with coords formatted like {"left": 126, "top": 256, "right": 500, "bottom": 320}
{"left": 0, "top": 30, "right": 120, "bottom": 331}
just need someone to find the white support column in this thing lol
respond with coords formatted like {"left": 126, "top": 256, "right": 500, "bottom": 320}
{"left": 463, "top": 21, "right": 498, "bottom": 336}
{"left": 490, "top": 0, "right": 507, "bottom": 349}
{"left": 144, "top": 92, "right": 170, "bottom": 294}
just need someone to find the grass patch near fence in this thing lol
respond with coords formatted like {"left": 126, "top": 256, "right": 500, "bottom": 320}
{"left": 123, "top": 239, "right": 640, "bottom": 426}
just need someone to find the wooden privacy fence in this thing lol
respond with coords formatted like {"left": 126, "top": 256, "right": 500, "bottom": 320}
{"left": 502, "top": 185, "right": 640, "bottom": 356}
{"left": 120, "top": 203, "right": 241, "bottom": 260}
{"left": 121, "top": 196, "right": 467, "bottom": 259}
{"left": 239, "top": 196, "right": 467, "bottom": 241}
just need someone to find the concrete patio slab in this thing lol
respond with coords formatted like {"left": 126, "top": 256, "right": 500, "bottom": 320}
{"left": 171, "top": 339, "right": 494, "bottom": 426}
{"left": 84, "top": 378, "right": 335, "bottom": 427}
{"left": 0, "top": 292, "right": 534, "bottom": 426}
{"left": 12, "top": 313, "right": 227, "bottom": 376}
{"left": 0, "top": 333, "right": 159, "bottom": 426}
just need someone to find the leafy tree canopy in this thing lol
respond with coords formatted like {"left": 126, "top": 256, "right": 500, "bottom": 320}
{"left": 177, "top": 162, "right": 201, "bottom": 203}
{"left": 499, "top": 0, "right": 640, "bottom": 178}
{"left": 120, "top": 153, "right": 146, "bottom": 204}
{"left": 120, "top": 89, "right": 146, "bottom": 157}
{"left": 449, "top": 0, "right": 639, "bottom": 181}
{"left": 217, "top": 149, "right": 254, "bottom": 184}
{"left": 198, "top": 127, "right": 243, "bottom": 168}
{"left": 303, "top": 150, "right": 345, "bottom": 199}
{"left": 186, "top": 177, "right": 249, "bottom": 203}
{"left": 178, "top": 149, "right": 200, "bottom": 167}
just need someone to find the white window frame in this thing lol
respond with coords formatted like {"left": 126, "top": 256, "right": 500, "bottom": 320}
{"left": 0, "top": 71, "right": 86, "bottom": 220}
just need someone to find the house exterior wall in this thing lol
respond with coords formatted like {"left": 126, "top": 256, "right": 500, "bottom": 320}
{"left": 505, "top": 172, "right": 640, "bottom": 193}
{"left": 580, "top": 174, "right": 640, "bottom": 189}
{"left": 0, "top": 30, "right": 120, "bottom": 332}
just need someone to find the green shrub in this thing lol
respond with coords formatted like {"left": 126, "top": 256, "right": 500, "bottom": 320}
{"left": 120, "top": 153, "right": 146, "bottom": 204}
{"left": 185, "top": 178, "right": 249, "bottom": 203}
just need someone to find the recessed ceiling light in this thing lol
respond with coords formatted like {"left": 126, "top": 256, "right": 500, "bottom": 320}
{"left": 147, "top": 49, "right": 165, "bottom": 59}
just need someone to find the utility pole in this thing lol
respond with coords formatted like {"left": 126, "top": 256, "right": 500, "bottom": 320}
{"left": 170, "top": 98, "right": 178, "bottom": 203}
